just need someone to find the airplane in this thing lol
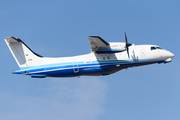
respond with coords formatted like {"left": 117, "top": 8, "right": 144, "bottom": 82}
{"left": 5, "top": 33, "right": 175, "bottom": 78}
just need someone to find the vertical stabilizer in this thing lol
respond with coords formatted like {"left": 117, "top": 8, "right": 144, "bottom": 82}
{"left": 5, "top": 37, "right": 43, "bottom": 69}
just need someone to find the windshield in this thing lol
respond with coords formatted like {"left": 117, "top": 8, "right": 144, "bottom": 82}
{"left": 151, "top": 46, "right": 163, "bottom": 50}
{"left": 156, "top": 47, "right": 163, "bottom": 50}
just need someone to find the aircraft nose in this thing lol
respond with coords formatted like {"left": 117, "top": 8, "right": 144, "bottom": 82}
{"left": 168, "top": 52, "right": 175, "bottom": 58}
{"left": 162, "top": 50, "right": 175, "bottom": 59}
{"left": 166, "top": 51, "right": 175, "bottom": 58}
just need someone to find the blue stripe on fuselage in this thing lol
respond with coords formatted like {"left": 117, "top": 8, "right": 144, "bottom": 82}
{"left": 13, "top": 59, "right": 160, "bottom": 77}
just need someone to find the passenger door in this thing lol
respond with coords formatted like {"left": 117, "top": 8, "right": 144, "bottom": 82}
{"left": 73, "top": 61, "right": 79, "bottom": 73}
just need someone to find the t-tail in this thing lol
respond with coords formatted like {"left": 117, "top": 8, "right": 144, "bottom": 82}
{"left": 5, "top": 37, "right": 43, "bottom": 70}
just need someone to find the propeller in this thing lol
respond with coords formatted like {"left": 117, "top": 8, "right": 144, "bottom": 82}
{"left": 125, "top": 32, "right": 132, "bottom": 58}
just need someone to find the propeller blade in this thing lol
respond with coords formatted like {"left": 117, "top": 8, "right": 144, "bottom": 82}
{"left": 127, "top": 47, "right": 130, "bottom": 58}
{"left": 125, "top": 32, "right": 128, "bottom": 45}
{"left": 124, "top": 32, "right": 131, "bottom": 58}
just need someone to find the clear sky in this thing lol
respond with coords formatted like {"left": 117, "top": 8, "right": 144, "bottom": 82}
{"left": 0, "top": 0, "right": 180, "bottom": 120}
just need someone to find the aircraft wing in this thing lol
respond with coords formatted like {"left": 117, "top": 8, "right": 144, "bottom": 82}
{"left": 88, "top": 36, "right": 109, "bottom": 52}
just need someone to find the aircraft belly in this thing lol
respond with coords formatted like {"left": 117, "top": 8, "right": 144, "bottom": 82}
{"left": 13, "top": 59, "right": 161, "bottom": 78}
{"left": 46, "top": 69, "right": 78, "bottom": 77}
{"left": 28, "top": 66, "right": 102, "bottom": 77}
{"left": 80, "top": 66, "right": 101, "bottom": 74}
{"left": 44, "top": 65, "right": 114, "bottom": 77}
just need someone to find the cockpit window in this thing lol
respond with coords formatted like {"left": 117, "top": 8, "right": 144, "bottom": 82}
{"left": 151, "top": 47, "right": 156, "bottom": 50}
{"left": 156, "top": 47, "right": 163, "bottom": 50}
{"left": 151, "top": 46, "right": 163, "bottom": 50}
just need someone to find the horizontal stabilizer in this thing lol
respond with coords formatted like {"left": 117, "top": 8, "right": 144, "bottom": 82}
{"left": 6, "top": 37, "right": 20, "bottom": 43}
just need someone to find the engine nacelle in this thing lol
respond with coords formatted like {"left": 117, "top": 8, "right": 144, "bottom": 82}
{"left": 95, "top": 42, "right": 126, "bottom": 54}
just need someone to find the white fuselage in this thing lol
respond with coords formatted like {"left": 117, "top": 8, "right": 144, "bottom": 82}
{"left": 5, "top": 37, "right": 174, "bottom": 78}
{"left": 13, "top": 44, "right": 174, "bottom": 77}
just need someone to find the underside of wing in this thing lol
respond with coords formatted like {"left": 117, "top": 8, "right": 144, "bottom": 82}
{"left": 88, "top": 36, "right": 125, "bottom": 54}
{"left": 88, "top": 36, "right": 109, "bottom": 51}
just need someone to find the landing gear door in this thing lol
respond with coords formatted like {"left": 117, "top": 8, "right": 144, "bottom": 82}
{"left": 73, "top": 61, "right": 79, "bottom": 73}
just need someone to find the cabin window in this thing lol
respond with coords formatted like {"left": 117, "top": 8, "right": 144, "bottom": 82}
{"left": 107, "top": 56, "right": 110, "bottom": 59}
{"left": 103, "top": 57, "right": 105, "bottom": 60}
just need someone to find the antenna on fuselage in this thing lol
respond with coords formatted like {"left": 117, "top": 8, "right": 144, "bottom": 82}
{"left": 125, "top": 32, "right": 132, "bottom": 58}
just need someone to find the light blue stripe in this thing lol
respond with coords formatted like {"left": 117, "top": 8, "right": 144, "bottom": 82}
{"left": 16, "top": 59, "right": 161, "bottom": 74}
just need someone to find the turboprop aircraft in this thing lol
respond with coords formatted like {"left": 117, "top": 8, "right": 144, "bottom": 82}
{"left": 5, "top": 33, "right": 174, "bottom": 78}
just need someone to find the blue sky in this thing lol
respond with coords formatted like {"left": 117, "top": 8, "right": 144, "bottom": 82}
{"left": 0, "top": 0, "right": 180, "bottom": 120}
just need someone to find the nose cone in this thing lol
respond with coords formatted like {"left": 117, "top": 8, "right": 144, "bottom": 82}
{"left": 161, "top": 50, "right": 175, "bottom": 60}
{"left": 168, "top": 52, "right": 175, "bottom": 58}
